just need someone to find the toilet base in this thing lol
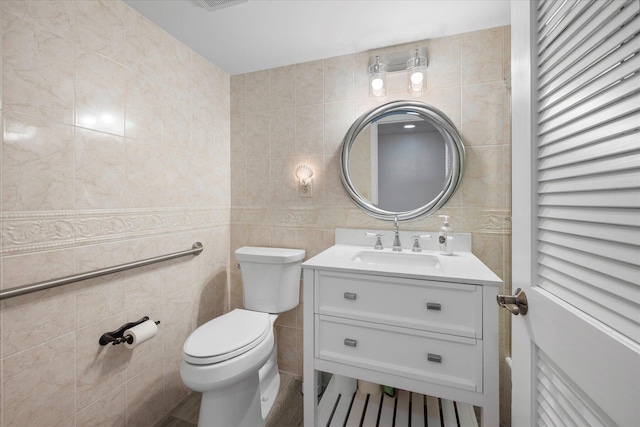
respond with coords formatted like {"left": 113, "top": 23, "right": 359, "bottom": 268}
{"left": 198, "top": 372, "right": 263, "bottom": 427}
{"left": 196, "top": 343, "right": 281, "bottom": 427}
{"left": 258, "top": 341, "right": 280, "bottom": 417}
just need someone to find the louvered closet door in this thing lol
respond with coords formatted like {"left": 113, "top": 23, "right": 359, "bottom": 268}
{"left": 511, "top": 1, "right": 640, "bottom": 426}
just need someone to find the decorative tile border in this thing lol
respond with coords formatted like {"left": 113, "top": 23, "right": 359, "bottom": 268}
{"left": 1, "top": 208, "right": 230, "bottom": 255}
{"left": 3, "top": 217, "right": 76, "bottom": 248}
{"left": 230, "top": 206, "right": 511, "bottom": 234}
{"left": 4, "top": 206, "right": 509, "bottom": 255}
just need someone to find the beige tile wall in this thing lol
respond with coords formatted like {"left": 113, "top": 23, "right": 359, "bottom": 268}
{"left": 1, "top": 1, "right": 512, "bottom": 424}
{"left": 230, "top": 26, "right": 512, "bottom": 425}
{"left": 0, "top": 1, "right": 230, "bottom": 426}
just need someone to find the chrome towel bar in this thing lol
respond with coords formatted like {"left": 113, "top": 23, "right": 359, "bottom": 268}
{"left": 0, "top": 242, "right": 203, "bottom": 301}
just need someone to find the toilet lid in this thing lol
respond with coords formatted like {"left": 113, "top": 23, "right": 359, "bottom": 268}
{"left": 183, "top": 309, "right": 271, "bottom": 365}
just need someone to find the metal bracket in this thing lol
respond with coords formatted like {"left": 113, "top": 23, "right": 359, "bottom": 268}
{"left": 99, "top": 316, "right": 160, "bottom": 346}
{"left": 368, "top": 47, "right": 428, "bottom": 73}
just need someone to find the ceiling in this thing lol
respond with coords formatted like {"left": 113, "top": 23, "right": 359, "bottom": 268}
{"left": 123, "top": 0, "right": 511, "bottom": 75}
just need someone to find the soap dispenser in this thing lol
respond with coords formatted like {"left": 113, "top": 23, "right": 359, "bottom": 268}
{"left": 438, "top": 215, "right": 454, "bottom": 256}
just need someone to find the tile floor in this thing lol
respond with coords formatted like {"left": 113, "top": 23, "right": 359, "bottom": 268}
{"left": 156, "top": 373, "right": 303, "bottom": 427}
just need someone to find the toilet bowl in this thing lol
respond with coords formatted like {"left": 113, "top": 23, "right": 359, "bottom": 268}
{"left": 180, "top": 247, "right": 305, "bottom": 427}
{"left": 180, "top": 310, "right": 279, "bottom": 426}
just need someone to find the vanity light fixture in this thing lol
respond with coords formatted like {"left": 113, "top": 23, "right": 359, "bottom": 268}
{"left": 368, "top": 47, "right": 428, "bottom": 98}
{"left": 295, "top": 165, "right": 314, "bottom": 197}
{"left": 369, "top": 56, "right": 387, "bottom": 97}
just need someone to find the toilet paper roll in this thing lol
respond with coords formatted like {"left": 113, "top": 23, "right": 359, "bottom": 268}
{"left": 124, "top": 320, "right": 157, "bottom": 349}
{"left": 333, "top": 375, "right": 357, "bottom": 395}
{"left": 357, "top": 380, "right": 382, "bottom": 395}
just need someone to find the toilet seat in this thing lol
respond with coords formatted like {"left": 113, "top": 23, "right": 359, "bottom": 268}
{"left": 183, "top": 309, "right": 271, "bottom": 365}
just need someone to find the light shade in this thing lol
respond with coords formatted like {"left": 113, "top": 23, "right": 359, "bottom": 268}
{"left": 369, "top": 56, "right": 387, "bottom": 97}
{"left": 295, "top": 164, "right": 314, "bottom": 197}
{"left": 407, "top": 49, "right": 427, "bottom": 94}
{"left": 295, "top": 164, "right": 313, "bottom": 186}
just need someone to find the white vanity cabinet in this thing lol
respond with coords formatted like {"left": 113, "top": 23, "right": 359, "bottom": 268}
{"left": 302, "top": 241, "right": 502, "bottom": 427}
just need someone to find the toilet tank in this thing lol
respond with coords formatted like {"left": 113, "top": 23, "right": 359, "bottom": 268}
{"left": 235, "top": 247, "right": 306, "bottom": 313}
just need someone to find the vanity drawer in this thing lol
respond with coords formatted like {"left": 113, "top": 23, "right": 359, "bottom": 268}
{"left": 316, "top": 315, "right": 482, "bottom": 392}
{"left": 316, "top": 271, "right": 482, "bottom": 338}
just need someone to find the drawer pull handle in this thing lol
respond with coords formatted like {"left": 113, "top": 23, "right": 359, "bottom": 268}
{"left": 344, "top": 338, "right": 357, "bottom": 347}
{"left": 426, "top": 302, "right": 441, "bottom": 311}
{"left": 427, "top": 353, "right": 442, "bottom": 363}
{"left": 343, "top": 292, "right": 357, "bottom": 300}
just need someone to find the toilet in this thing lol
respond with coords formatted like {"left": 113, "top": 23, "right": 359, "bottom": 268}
{"left": 180, "top": 246, "right": 305, "bottom": 427}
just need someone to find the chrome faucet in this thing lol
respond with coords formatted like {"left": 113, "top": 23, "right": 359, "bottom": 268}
{"left": 392, "top": 215, "right": 402, "bottom": 252}
{"left": 411, "top": 234, "right": 432, "bottom": 252}
{"left": 365, "top": 232, "right": 384, "bottom": 250}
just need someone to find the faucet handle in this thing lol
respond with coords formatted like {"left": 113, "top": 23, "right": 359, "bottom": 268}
{"left": 411, "top": 234, "right": 432, "bottom": 252}
{"left": 365, "top": 232, "right": 384, "bottom": 250}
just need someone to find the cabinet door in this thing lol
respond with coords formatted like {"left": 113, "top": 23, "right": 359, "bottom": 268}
{"left": 316, "top": 271, "right": 482, "bottom": 338}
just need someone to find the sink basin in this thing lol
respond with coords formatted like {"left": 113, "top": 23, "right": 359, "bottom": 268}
{"left": 351, "top": 250, "right": 440, "bottom": 268}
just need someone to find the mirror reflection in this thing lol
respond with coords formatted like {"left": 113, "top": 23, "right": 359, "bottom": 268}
{"left": 340, "top": 101, "right": 464, "bottom": 221}
{"left": 349, "top": 113, "right": 448, "bottom": 212}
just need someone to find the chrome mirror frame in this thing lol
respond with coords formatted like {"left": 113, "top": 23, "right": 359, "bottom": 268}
{"left": 339, "top": 100, "right": 465, "bottom": 221}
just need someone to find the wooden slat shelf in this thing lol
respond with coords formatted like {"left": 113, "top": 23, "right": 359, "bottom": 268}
{"left": 318, "top": 377, "right": 480, "bottom": 427}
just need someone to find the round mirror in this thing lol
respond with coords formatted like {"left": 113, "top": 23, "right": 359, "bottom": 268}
{"left": 339, "top": 101, "right": 465, "bottom": 221}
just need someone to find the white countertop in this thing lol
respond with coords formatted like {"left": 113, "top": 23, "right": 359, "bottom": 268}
{"left": 302, "top": 244, "right": 502, "bottom": 287}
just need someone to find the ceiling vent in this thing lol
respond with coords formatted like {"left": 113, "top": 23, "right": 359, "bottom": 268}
{"left": 195, "top": 0, "right": 248, "bottom": 12}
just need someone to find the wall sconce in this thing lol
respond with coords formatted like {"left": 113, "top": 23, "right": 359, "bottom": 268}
{"left": 369, "top": 56, "right": 387, "bottom": 97}
{"left": 295, "top": 165, "right": 314, "bottom": 197}
{"left": 407, "top": 49, "right": 427, "bottom": 94}
{"left": 368, "top": 47, "right": 428, "bottom": 97}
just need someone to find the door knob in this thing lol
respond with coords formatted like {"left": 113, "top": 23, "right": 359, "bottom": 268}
{"left": 496, "top": 288, "right": 528, "bottom": 315}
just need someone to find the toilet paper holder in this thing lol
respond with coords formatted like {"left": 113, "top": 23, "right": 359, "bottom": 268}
{"left": 99, "top": 316, "right": 160, "bottom": 346}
